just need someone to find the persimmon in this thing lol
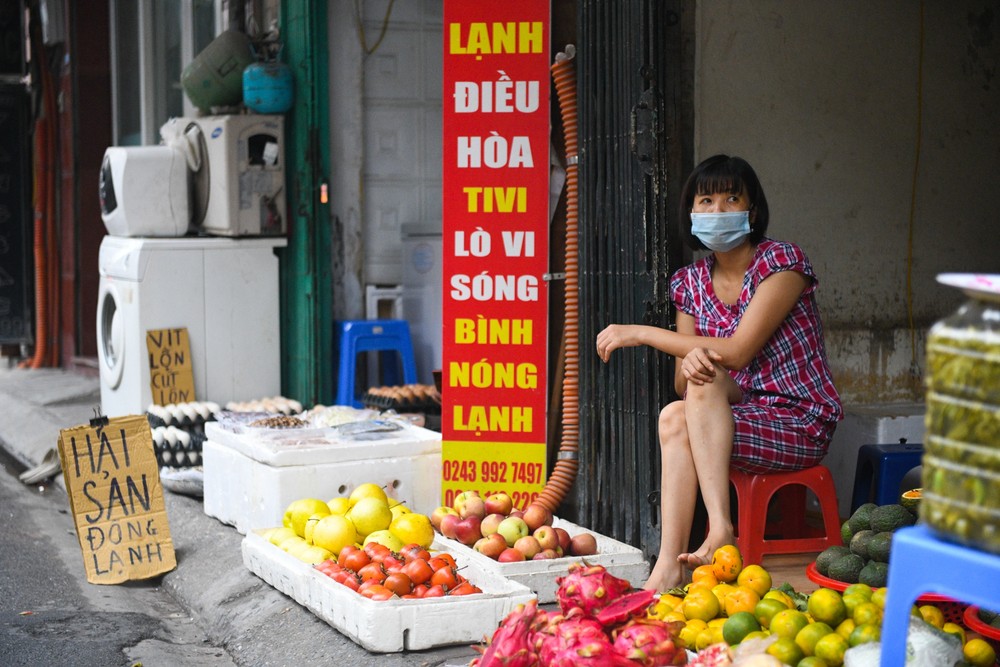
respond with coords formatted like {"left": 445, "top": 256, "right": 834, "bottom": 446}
{"left": 431, "top": 566, "right": 459, "bottom": 591}
{"left": 341, "top": 549, "right": 370, "bottom": 573}
{"left": 357, "top": 561, "right": 387, "bottom": 583}
{"left": 383, "top": 571, "right": 413, "bottom": 596}
{"left": 402, "top": 557, "right": 434, "bottom": 585}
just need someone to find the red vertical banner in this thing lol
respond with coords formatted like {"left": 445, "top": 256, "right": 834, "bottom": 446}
{"left": 442, "top": 2, "right": 551, "bottom": 510}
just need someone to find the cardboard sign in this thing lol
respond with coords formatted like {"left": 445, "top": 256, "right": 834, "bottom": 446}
{"left": 146, "top": 327, "right": 196, "bottom": 405}
{"left": 58, "top": 415, "right": 176, "bottom": 584}
{"left": 441, "top": 0, "right": 551, "bottom": 508}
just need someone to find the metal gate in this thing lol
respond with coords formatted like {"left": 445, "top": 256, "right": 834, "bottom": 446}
{"left": 573, "top": 0, "right": 694, "bottom": 560}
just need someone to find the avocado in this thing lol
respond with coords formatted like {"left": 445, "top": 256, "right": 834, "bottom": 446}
{"left": 850, "top": 529, "right": 876, "bottom": 559}
{"left": 900, "top": 488, "right": 921, "bottom": 515}
{"left": 816, "top": 545, "right": 852, "bottom": 576}
{"left": 828, "top": 553, "right": 866, "bottom": 584}
{"left": 849, "top": 503, "right": 878, "bottom": 533}
{"left": 858, "top": 560, "right": 889, "bottom": 588}
{"left": 870, "top": 504, "right": 917, "bottom": 533}
{"left": 841, "top": 520, "right": 855, "bottom": 545}
{"left": 867, "top": 531, "right": 894, "bottom": 563}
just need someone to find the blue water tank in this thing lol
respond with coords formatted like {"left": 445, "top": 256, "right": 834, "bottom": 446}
{"left": 243, "top": 62, "right": 294, "bottom": 114}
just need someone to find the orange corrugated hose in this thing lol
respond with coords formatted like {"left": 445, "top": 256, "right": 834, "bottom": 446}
{"left": 21, "top": 33, "right": 57, "bottom": 369}
{"left": 536, "top": 46, "right": 579, "bottom": 513}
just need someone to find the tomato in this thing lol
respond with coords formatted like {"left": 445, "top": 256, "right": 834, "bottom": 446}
{"left": 431, "top": 566, "right": 459, "bottom": 591}
{"left": 383, "top": 571, "right": 413, "bottom": 596}
{"left": 423, "top": 584, "right": 446, "bottom": 598}
{"left": 382, "top": 555, "right": 405, "bottom": 572}
{"left": 448, "top": 581, "right": 481, "bottom": 596}
{"left": 358, "top": 562, "right": 387, "bottom": 583}
{"left": 402, "top": 558, "right": 434, "bottom": 585}
{"left": 399, "top": 544, "right": 431, "bottom": 563}
{"left": 364, "top": 542, "right": 391, "bottom": 562}
{"left": 341, "top": 549, "right": 370, "bottom": 573}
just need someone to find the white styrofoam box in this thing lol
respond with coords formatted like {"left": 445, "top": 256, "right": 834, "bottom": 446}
{"left": 242, "top": 530, "right": 535, "bottom": 652}
{"left": 822, "top": 403, "right": 926, "bottom": 517}
{"left": 203, "top": 420, "right": 443, "bottom": 534}
{"left": 434, "top": 517, "right": 650, "bottom": 603}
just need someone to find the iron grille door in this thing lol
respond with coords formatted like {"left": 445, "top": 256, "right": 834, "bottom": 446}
{"left": 575, "top": 0, "right": 693, "bottom": 559}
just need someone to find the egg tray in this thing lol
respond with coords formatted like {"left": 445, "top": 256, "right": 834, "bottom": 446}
{"left": 362, "top": 390, "right": 441, "bottom": 414}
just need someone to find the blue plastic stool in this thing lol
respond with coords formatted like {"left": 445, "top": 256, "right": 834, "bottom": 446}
{"left": 850, "top": 441, "right": 923, "bottom": 512}
{"left": 335, "top": 319, "right": 417, "bottom": 408}
{"left": 882, "top": 525, "right": 1000, "bottom": 666}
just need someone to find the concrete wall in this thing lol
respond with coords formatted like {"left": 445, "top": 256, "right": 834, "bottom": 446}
{"left": 695, "top": 1, "right": 999, "bottom": 406}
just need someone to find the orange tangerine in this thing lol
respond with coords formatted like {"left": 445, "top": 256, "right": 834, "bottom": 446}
{"left": 835, "top": 618, "right": 856, "bottom": 640}
{"left": 722, "top": 611, "right": 761, "bottom": 645}
{"left": 842, "top": 583, "right": 873, "bottom": 600}
{"left": 852, "top": 602, "right": 882, "bottom": 627}
{"left": 942, "top": 622, "right": 966, "bottom": 644}
{"left": 696, "top": 626, "right": 724, "bottom": 651}
{"left": 764, "top": 589, "right": 795, "bottom": 609}
{"left": 682, "top": 585, "right": 721, "bottom": 622}
{"left": 724, "top": 586, "right": 761, "bottom": 617}
{"left": 917, "top": 604, "right": 945, "bottom": 629}
{"left": 807, "top": 588, "right": 847, "bottom": 627}
{"left": 848, "top": 622, "right": 881, "bottom": 647}
{"left": 795, "top": 622, "right": 834, "bottom": 657}
{"left": 754, "top": 597, "right": 789, "bottom": 629}
{"left": 964, "top": 638, "right": 997, "bottom": 667}
{"left": 814, "top": 631, "right": 849, "bottom": 666}
{"left": 770, "top": 608, "right": 810, "bottom": 640}
{"left": 766, "top": 636, "right": 805, "bottom": 665}
{"left": 692, "top": 563, "right": 720, "bottom": 588}
{"left": 736, "top": 564, "right": 772, "bottom": 597}
{"left": 871, "top": 587, "right": 888, "bottom": 609}
{"left": 679, "top": 619, "right": 707, "bottom": 649}
{"left": 711, "top": 544, "right": 743, "bottom": 583}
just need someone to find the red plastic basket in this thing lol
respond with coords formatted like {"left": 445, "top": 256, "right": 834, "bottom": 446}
{"left": 964, "top": 606, "right": 1000, "bottom": 653}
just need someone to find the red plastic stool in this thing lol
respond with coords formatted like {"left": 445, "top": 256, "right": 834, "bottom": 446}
{"left": 730, "top": 464, "right": 843, "bottom": 565}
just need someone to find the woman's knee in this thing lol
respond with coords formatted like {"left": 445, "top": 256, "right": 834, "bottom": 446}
{"left": 658, "top": 401, "right": 688, "bottom": 447}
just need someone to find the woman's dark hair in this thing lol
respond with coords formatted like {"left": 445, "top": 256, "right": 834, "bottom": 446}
{"left": 679, "top": 155, "right": 770, "bottom": 251}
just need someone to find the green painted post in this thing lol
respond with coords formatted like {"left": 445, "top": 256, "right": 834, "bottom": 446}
{"left": 278, "top": 0, "right": 332, "bottom": 405}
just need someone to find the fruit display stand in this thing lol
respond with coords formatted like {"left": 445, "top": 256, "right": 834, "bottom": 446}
{"left": 241, "top": 530, "right": 535, "bottom": 652}
{"left": 203, "top": 419, "right": 442, "bottom": 534}
{"left": 435, "top": 517, "right": 649, "bottom": 603}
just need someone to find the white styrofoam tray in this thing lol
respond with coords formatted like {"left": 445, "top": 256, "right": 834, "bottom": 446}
{"left": 203, "top": 439, "right": 442, "bottom": 534}
{"left": 434, "top": 517, "right": 650, "bottom": 603}
{"left": 242, "top": 530, "right": 536, "bottom": 653}
{"left": 204, "top": 419, "right": 441, "bottom": 467}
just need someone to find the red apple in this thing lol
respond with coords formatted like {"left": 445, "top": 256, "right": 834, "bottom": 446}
{"left": 498, "top": 547, "right": 526, "bottom": 563}
{"left": 497, "top": 516, "right": 530, "bottom": 547}
{"left": 522, "top": 503, "right": 553, "bottom": 531}
{"left": 533, "top": 550, "right": 556, "bottom": 561}
{"left": 474, "top": 533, "right": 507, "bottom": 559}
{"left": 453, "top": 515, "right": 483, "bottom": 546}
{"left": 484, "top": 492, "right": 514, "bottom": 516}
{"left": 513, "top": 535, "right": 542, "bottom": 560}
{"left": 569, "top": 532, "right": 598, "bottom": 556}
{"left": 480, "top": 513, "right": 505, "bottom": 536}
{"left": 452, "top": 490, "right": 482, "bottom": 516}
{"left": 439, "top": 513, "right": 461, "bottom": 539}
{"left": 554, "top": 526, "right": 572, "bottom": 552}
{"left": 508, "top": 509, "right": 524, "bottom": 520}
{"left": 539, "top": 548, "right": 560, "bottom": 559}
{"left": 533, "top": 525, "right": 558, "bottom": 551}
{"left": 431, "top": 505, "right": 459, "bottom": 530}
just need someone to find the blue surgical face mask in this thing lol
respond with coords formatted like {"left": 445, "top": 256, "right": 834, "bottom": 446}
{"left": 690, "top": 211, "right": 751, "bottom": 252}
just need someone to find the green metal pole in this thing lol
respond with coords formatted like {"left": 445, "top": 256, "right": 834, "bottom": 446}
{"left": 279, "top": 0, "right": 332, "bottom": 405}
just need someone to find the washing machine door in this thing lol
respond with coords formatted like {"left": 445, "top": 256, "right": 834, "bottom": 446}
{"left": 97, "top": 281, "right": 126, "bottom": 390}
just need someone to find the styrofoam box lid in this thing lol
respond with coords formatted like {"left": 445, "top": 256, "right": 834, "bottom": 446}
{"left": 242, "top": 530, "right": 535, "bottom": 652}
{"left": 205, "top": 419, "right": 442, "bottom": 467}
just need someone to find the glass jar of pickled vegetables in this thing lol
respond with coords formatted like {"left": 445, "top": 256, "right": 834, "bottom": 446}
{"left": 922, "top": 274, "right": 1000, "bottom": 553}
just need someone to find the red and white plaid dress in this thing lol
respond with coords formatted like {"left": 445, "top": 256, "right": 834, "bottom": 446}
{"left": 670, "top": 239, "right": 843, "bottom": 473}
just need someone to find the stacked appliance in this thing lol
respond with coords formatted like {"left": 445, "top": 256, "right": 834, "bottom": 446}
{"left": 97, "top": 115, "right": 286, "bottom": 417}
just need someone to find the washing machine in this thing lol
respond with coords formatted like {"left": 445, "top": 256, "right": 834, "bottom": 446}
{"left": 97, "top": 235, "right": 285, "bottom": 417}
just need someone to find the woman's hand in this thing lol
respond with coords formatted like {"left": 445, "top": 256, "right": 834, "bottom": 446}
{"left": 680, "top": 347, "right": 724, "bottom": 385}
{"left": 596, "top": 324, "right": 640, "bottom": 363}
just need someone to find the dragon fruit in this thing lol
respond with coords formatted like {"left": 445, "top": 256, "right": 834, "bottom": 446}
{"left": 536, "top": 610, "right": 635, "bottom": 667}
{"left": 595, "top": 588, "right": 658, "bottom": 627}
{"left": 555, "top": 562, "right": 632, "bottom": 618}
{"left": 612, "top": 618, "right": 687, "bottom": 666}
{"left": 471, "top": 600, "right": 539, "bottom": 667}
{"left": 687, "top": 642, "right": 731, "bottom": 667}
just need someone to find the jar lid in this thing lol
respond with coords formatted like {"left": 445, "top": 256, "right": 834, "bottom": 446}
{"left": 937, "top": 273, "right": 1000, "bottom": 303}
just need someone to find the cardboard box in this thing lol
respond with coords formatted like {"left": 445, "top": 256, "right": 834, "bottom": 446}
{"left": 435, "top": 517, "right": 650, "bottom": 603}
{"left": 242, "top": 530, "right": 536, "bottom": 652}
{"left": 203, "top": 420, "right": 442, "bottom": 534}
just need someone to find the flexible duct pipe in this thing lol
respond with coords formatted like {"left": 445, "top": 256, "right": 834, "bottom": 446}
{"left": 536, "top": 46, "right": 579, "bottom": 513}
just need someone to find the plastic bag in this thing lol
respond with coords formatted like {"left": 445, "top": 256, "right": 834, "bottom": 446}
{"left": 844, "top": 615, "right": 963, "bottom": 667}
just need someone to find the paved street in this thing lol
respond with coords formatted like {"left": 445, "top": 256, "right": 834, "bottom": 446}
{"left": 0, "top": 364, "right": 480, "bottom": 666}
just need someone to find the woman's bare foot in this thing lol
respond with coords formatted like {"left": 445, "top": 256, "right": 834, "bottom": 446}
{"left": 677, "top": 524, "right": 735, "bottom": 570}
{"left": 643, "top": 556, "right": 685, "bottom": 592}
